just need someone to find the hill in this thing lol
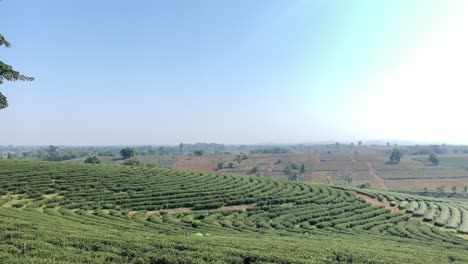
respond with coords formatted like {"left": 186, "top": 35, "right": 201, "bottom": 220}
{"left": 0, "top": 160, "right": 467, "bottom": 263}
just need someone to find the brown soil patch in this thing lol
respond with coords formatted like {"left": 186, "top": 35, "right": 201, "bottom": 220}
{"left": 172, "top": 156, "right": 216, "bottom": 171}
{"left": 315, "top": 153, "right": 321, "bottom": 164}
{"left": 300, "top": 171, "right": 327, "bottom": 183}
{"left": 355, "top": 194, "right": 399, "bottom": 213}
{"left": 383, "top": 178, "right": 468, "bottom": 191}
{"left": 128, "top": 211, "right": 137, "bottom": 217}
{"left": 368, "top": 162, "right": 387, "bottom": 189}
{"left": 267, "top": 163, "right": 273, "bottom": 173}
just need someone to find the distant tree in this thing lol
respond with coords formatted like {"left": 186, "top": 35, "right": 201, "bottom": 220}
{"left": 0, "top": 34, "right": 34, "bottom": 110}
{"left": 350, "top": 142, "right": 354, "bottom": 148}
{"left": 250, "top": 147, "right": 289, "bottom": 154}
{"left": 147, "top": 145, "right": 157, "bottom": 155}
{"left": 122, "top": 157, "right": 140, "bottom": 166}
{"left": 465, "top": 185, "right": 468, "bottom": 193}
{"left": 358, "top": 183, "right": 371, "bottom": 189}
{"left": 250, "top": 166, "right": 259, "bottom": 174}
{"left": 235, "top": 153, "right": 248, "bottom": 163}
{"left": 227, "top": 162, "right": 234, "bottom": 169}
{"left": 386, "top": 142, "right": 390, "bottom": 147}
{"left": 343, "top": 174, "right": 353, "bottom": 186}
{"left": 288, "top": 170, "right": 299, "bottom": 181}
{"left": 452, "top": 186, "right": 457, "bottom": 193}
{"left": 179, "top": 142, "right": 184, "bottom": 156}
{"left": 289, "top": 162, "right": 300, "bottom": 170}
{"left": 424, "top": 187, "right": 428, "bottom": 193}
{"left": 437, "top": 184, "right": 445, "bottom": 193}
{"left": 97, "top": 151, "right": 116, "bottom": 157}
{"left": 389, "top": 148, "right": 403, "bottom": 163}
{"left": 47, "top": 145, "right": 58, "bottom": 155}
{"left": 237, "top": 153, "right": 248, "bottom": 160}
{"left": 120, "top": 147, "right": 137, "bottom": 159}
{"left": 358, "top": 141, "right": 362, "bottom": 147}
{"left": 428, "top": 153, "right": 439, "bottom": 165}
{"left": 84, "top": 156, "right": 101, "bottom": 164}
{"left": 193, "top": 150, "right": 204, "bottom": 156}
{"left": 217, "top": 162, "right": 225, "bottom": 170}
{"left": 47, "top": 145, "right": 60, "bottom": 161}
{"left": 300, "top": 164, "right": 305, "bottom": 174}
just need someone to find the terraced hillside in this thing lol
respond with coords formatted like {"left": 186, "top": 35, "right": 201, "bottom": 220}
{"left": 0, "top": 160, "right": 467, "bottom": 263}
{"left": 352, "top": 188, "right": 468, "bottom": 233}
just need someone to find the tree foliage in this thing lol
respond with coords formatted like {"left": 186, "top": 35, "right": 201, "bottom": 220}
{"left": 84, "top": 156, "right": 101, "bottom": 164}
{"left": 120, "top": 147, "right": 137, "bottom": 159}
{"left": 428, "top": 153, "right": 439, "bottom": 165}
{"left": 389, "top": 148, "right": 403, "bottom": 163}
{"left": 193, "top": 150, "right": 204, "bottom": 156}
{"left": 122, "top": 157, "right": 140, "bottom": 166}
{"left": 0, "top": 34, "right": 34, "bottom": 109}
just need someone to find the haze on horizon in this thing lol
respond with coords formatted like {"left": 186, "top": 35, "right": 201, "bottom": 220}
{"left": 2, "top": 0, "right": 468, "bottom": 146}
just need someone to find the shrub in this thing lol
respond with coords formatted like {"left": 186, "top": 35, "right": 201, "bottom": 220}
{"left": 123, "top": 157, "right": 140, "bottom": 166}
{"left": 84, "top": 156, "right": 101, "bottom": 164}
{"left": 120, "top": 147, "right": 137, "bottom": 159}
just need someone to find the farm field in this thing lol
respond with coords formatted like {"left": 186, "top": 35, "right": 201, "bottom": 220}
{"left": 66, "top": 146, "right": 468, "bottom": 192}
{"left": 1, "top": 160, "right": 468, "bottom": 263}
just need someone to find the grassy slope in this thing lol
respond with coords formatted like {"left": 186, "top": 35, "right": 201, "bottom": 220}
{"left": 0, "top": 160, "right": 467, "bottom": 263}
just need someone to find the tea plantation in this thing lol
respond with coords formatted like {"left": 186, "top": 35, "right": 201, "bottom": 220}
{"left": 0, "top": 160, "right": 467, "bottom": 263}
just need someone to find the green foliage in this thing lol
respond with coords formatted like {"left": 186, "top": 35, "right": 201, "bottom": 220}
{"left": 250, "top": 166, "right": 259, "bottom": 174}
{"left": 122, "top": 157, "right": 140, "bottom": 166}
{"left": 284, "top": 162, "right": 304, "bottom": 179}
{"left": 428, "top": 153, "right": 439, "bottom": 165}
{"left": 0, "top": 160, "right": 468, "bottom": 263}
{"left": 227, "top": 162, "right": 234, "bottom": 168}
{"left": 97, "top": 150, "right": 116, "bottom": 156}
{"left": 84, "top": 156, "right": 101, "bottom": 164}
{"left": 217, "top": 161, "right": 224, "bottom": 170}
{"left": 437, "top": 184, "right": 446, "bottom": 193}
{"left": 37, "top": 145, "right": 88, "bottom": 161}
{"left": 0, "top": 34, "right": 34, "bottom": 110}
{"left": 358, "top": 183, "right": 371, "bottom": 189}
{"left": 389, "top": 148, "right": 403, "bottom": 163}
{"left": 120, "top": 147, "right": 137, "bottom": 159}
{"left": 236, "top": 153, "right": 248, "bottom": 162}
{"left": 193, "top": 150, "right": 204, "bottom": 156}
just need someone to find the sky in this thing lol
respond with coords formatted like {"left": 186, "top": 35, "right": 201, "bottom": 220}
{"left": 1, "top": 0, "right": 468, "bottom": 145}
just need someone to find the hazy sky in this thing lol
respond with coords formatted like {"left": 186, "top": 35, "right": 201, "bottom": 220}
{"left": 2, "top": 0, "right": 468, "bottom": 145}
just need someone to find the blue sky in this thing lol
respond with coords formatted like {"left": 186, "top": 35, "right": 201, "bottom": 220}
{"left": 2, "top": 0, "right": 467, "bottom": 145}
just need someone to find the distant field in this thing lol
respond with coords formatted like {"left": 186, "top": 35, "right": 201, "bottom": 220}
{"left": 66, "top": 147, "right": 468, "bottom": 192}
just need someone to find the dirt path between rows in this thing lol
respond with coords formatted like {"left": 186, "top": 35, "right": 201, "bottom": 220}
{"left": 367, "top": 162, "right": 387, "bottom": 189}
{"left": 267, "top": 162, "right": 273, "bottom": 173}
{"left": 355, "top": 194, "right": 399, "bottom": 213}
{"left": 315, "top": 153, "right": 321, "bottom": 164}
